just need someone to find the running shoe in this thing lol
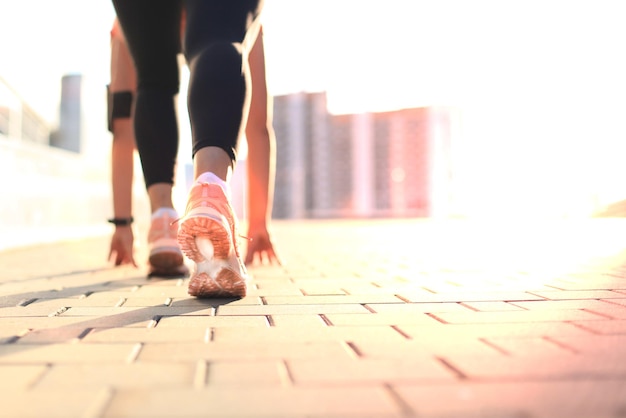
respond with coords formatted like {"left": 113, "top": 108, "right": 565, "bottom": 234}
{"left": 177, "top": 182, "right": 248, "bottom": 298}
{"left": 148, "top": 209, "right": 185, "bottom": 275}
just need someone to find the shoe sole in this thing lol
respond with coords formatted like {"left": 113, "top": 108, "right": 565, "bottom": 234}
{"left": 178, "top": 208, "right": 246, "bottom": 298}
{"left": 149, "top": 247, "right": 184, "bottom": 271}
{"left": 148, "top": 262, "right": 190, "bottom": 279}
{"left": 188, "top": 270, "right": 246, "bottom": 298}
{"left": 177, "top": 208, "right": 231, "bottom": 262}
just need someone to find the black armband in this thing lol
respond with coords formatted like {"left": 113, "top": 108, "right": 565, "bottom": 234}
{"left": 108, "top": 217, "right": 134, "bottom": 226}
{"left": 107, "top": 84, "right": 134, "bottom": 132}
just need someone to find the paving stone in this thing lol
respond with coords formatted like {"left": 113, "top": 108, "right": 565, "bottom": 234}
{"left": 212, "top": 325, "right": 409, "bottom": 344}
{"left": 429, "top": 309, "right": 608, "bottom": 324}
{"left": 397, "top": 290, "right": 546, "bottom": 303}
{"left": 398, "top": 322, "right": 594, "bottom": 339}
{"left": 0, "top": 343, "right": 138, "bottom": 364}
{"left": 366, "top": 302, "right": 470, "bottom": 314}
{"left": 287, "top": 357, "right": 456, "bottom": 384}
{"left": 443, "top": 350, "right": 626, "bottom": 379}
{"left": 269, "top": 314, "right": 328, "bottom": 327}
{"left": 549, "top": 334, "right": 626, "bottom": 355}
{"left": 510, "top": 299, "right": 624, "bottom": 311}
{"left": 352, "top": 338, "right": 506, "bottom": 359}
{"left": 263, "top": 294, "right": 405, "bottom": 305}
{"left": 529, "top": 289, "right": 626, "bottom": 300}
{"left": 0, "top": 389, "right": 111, "bottom": 417}
{"left": 0, "top": 365, "right": 48, "bottom": 389}
{"left": 206, "top": 360, "right": 287, "bottom": 386}
{"left": 80, "top": 327, "right": 208, "bottom": 343}
{"left": 137, "top": 341, "right": 354, "bottom": 362}
{"left": 21, "top": 296, "right": 126, "bottom": 308}
{"left": 33, "top": 363, "right": 196, "bottom": 389}
{"left": 16, "top": 327, "right": 91, "bottom": 344}
{"left": 216, "top": 303, "right": 370, "bottom": 315}
{"left": 0, "top": 316, "right": 145, "bottom": 330}
{"left": 459, "top": 301, "right": 527, "bottom": 312}
{"left": 156, "top": 315, "right": 269, "bottom": 328}
{"left": 581, "top": 304, "right": 626, "bottom": 319}
{"left": 393, "top": 380, "right": 626, "bottom": 418}
{"left": 572, "top": 319, "right": 626, "bottom": 335}
{"left": 0, "top": 306, "right": 60, "bottom": 317}
{"left": 102, "top": 387, "right": 402, "bottom": 417}
{"left": 322, "top": 312, "right": 439, "bottom": 326}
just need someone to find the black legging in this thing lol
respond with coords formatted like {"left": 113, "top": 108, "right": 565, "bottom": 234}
{"left": 112, "top": 0, "right": 263, "bottom": 188}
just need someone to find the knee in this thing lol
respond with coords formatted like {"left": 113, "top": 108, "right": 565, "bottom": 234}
{"left": 187, "top": 41, "right": 243, "bottom": 73}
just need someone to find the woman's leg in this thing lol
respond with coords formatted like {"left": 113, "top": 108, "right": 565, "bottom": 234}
{"left": 183, "top": 0, "right": 264, "bottom": 180}
{"left": 177, "top": 0, "right": 264, "bottom": 297}
{"left": 111, "top": 1, "right": 186, "bottom": 274}
{"left": 111, "top": 0, "right": 182, "bottom": 206}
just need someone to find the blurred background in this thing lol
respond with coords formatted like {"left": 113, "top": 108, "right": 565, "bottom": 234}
{"left": 2, "top": 0, "right": 626, "bottom": 251}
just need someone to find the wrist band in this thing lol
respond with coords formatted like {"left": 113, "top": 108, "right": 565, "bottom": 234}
{"left": 108, "top": 217, "right": 134, "bottom": 226}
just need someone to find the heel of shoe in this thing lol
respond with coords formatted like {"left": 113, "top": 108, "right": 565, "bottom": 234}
{"left": 178, "top": 213, "right": 232, "bottom": 262}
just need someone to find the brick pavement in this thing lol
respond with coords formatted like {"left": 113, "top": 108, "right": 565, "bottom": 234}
{"left": 1, "top": 218, "right": 626, "bottom": 417}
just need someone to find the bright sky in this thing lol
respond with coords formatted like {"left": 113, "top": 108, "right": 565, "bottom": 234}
{"left": 2, "top": 0, "right": 626, "bottom": 217}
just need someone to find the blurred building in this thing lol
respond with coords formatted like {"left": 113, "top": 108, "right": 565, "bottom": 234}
{"left": 49, "top": 74, "right": 83, "bottom": 153}
{"left": 0, "top": 77, "right": 51, "bottom": 145}
{"left": 0, "top": 75, "right": 112, "bottom": 250}
{"left": 272, "top": 91, "right": 456, "bottom": 219}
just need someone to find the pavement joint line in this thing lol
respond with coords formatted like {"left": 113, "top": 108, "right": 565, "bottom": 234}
{"left": 602, "top": 299, "right": 626, "bottom": 307}
{"left": 425, "top": 313, "right": 448, "bottom": 324}
{"left": 478, "top": 337, "right": 510, "bottom": 356}
{"left": 459, "top": 302, "right": 480, "bottom": 312}
{"left": 436, "top": 356, "right": 468, "bottom": 380}
{"left": 343, "top": 341, "right": 364, "bottom": 358}
{"left": 390, "top": 325, "right": 412, "bottom": 340}
{"left": 319, "top": 314, "right": 333, "bottom": 326}
{"left": 382, "top": 383, "right": 417, "bottom": 417}
{"left": 193, "top": 360, "right": 208, "bottom": 389}
{"left": 581, "top": 308, "right": 618, "bottom": 319}
{"left": 394, "top": 294, "right": 411, "bottom": 303}
{"left": 75, "top": 328, "right": 94, "bottom": 342}
{"left": 204, "top": 328, "right": 215, "bottom": 343}
{"left": 82, "top": 388, "right": 114, "bottom": 418}
{"left": 48, "top": 307, "right": 68, "bottom": 317}
{"left": 542, "top": 335, "right": 580, "bottom": 354}
{"left": 147, "top": 317, "right": 160, "bottom": 328}
{"left": 126, "top": 343, "right": 143, "bottom": 364}
{"left": 278, "top": 360, "right": 294, "bottom": 386}
{"left": 571, "top": 321, "right": 607, "bottom": 335}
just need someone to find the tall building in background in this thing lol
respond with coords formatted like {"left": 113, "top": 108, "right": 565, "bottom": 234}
{"left": 50, "top": 74, "right": 82, "bottom": 153}
{"left": 272, "top": 92, "right": 457, "bottom": 219}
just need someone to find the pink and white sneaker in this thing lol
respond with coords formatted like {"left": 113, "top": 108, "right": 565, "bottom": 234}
{"left": 177, "top": 182, "right": 248, "bottom": 298}
{"left": 148, "top": 208, "right": 185, "bottom": 274}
